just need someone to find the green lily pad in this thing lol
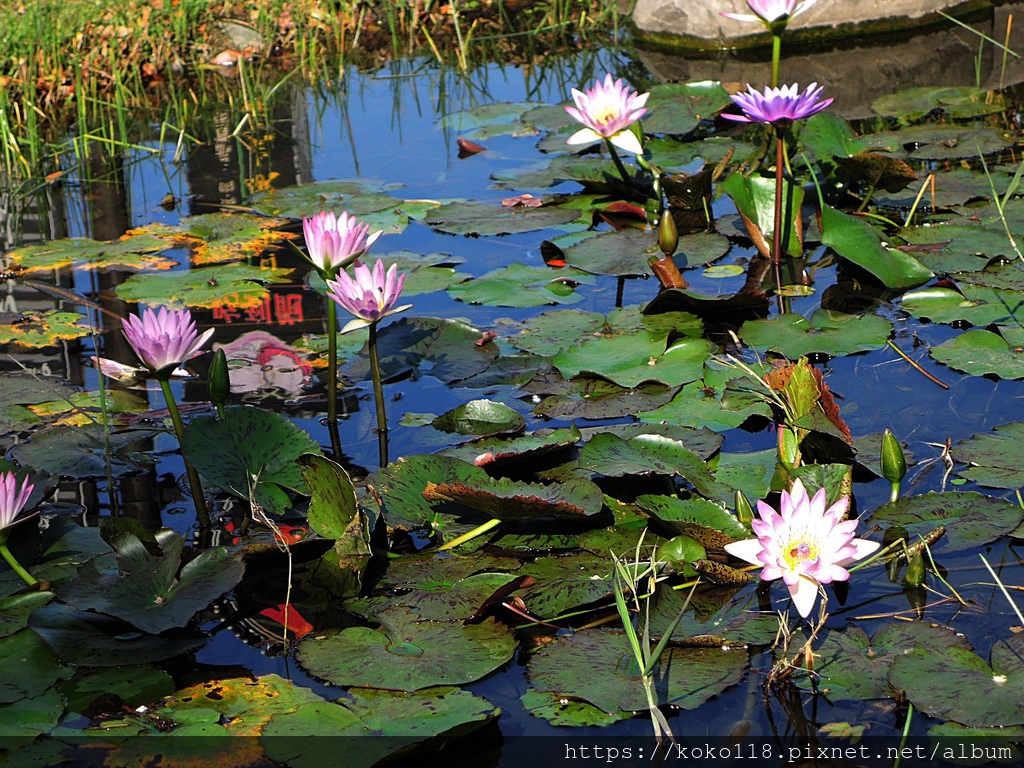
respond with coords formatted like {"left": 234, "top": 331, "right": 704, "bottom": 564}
{"left": 813, "top": 622, "right": 972, "bottom": 701}
{"left": 116, "top": 263, "right": 293, "bottom": 309}
{"left": 424, "top": 474, "right": 603, "bottom": 520}
{"left": 519, "top": 552, "right": 613, "bottom": 618}
{"left": 508, "top": 309, "right": 605, "bottom": 356}
{"left": 4, "top": 236, "right": 176, "bottom": 274}
{"left": 820, "top": 203, "right": 932, "bottom": 288}
{"left": 871, "top": 86, "right": 1007, "bottom": 121}
{"left": 561, "top": 228, "right": 657, "bottom": 277}
{"left": 635, "top": 494, "right": 746, "bottom": 543}
{"left": 901, "top": 284, "right": 1024, "bottom": 325}
{"left": 890, "top": 634, "right": 1024, "bottom": 727}
{"left": 930, "top": 328, "right": 1024, "bottom": 379}
{"left": 637, "top": 379, "right": 769, "bottom": 430}
{"left": 57, "top": 529, "right": 244, "bottom": 635}
{"left": 897, "top": 223, "right": 1009, "bottom": 274}
{"left": 956, "top": 260, "right": 1024, "bottom": 291}
{"left": 492, "top": 154, "right": 616, "bottom": 189}
{"left": 0, "top": 688, "right": 65, "bottom": 742}
{"left": 529, "top": 627, "right": 746, "bottom": 713}
{"left": 579, "top": 433, "right": 730, "bottom": 502}
{"left": 521, "top": 689, "right": 626, "bottom": 727}
{"left": 177, "top": 213, "right": 296, "bottom": 265}
{"left": 441, "top": 100, "right": 539, "bottom": 135}
{"left": 739, "top": 310, "right": 891, "bottom": 358}
{"left": 349, "top": 571, "right": 518, "bottom": 622}
{"left": 9, "top": 425, "right": 156, "bottom": 479}
{"left": 954, "top": 421, "right": 1024, "bottom": 488}
{"left": 297, "top": 454, "right": 363, "bottom": 543}
{"left": 439, "top": 426, "right": 581, "bottom": 466}
{"left": 0, "top": 628, "right": 74, "bottom": 705}
{"left": 425, "top": 201, "right": 579, "bottom": 236}
{"left": 0, "top": 310, "right": 93, "bottom": 348}
{"left": 181, "top": 407, "right": 320, "bottom": 515}
{"left": 369, "top": 454, "right": 485, "bottom": 530}
{"left": 431, "top": 399, "right": 526, "bottom": 437}
{"left": 59, "top": 665, "right": 176, "bottom": 715}
{"left": 553, "top": 332, "right": 711, "bottom": 388}
{"left": 343, "top": 317, "right": 498, "bottom": 384}
{"left": 646, "top": 588, "right": 778, "bottom": 645}
{"left": 871, "top": 124, "right": 1012, "bottom": 160}
{"left": 710, "top": 449, "right": 776, "bottom": 503}
{"left": 870, "top": 491, "right": 1023, "bottom": 551}
{"left": 0, "top": 591, "right": 53, "bottom": 640}
{"left": 642, "top": 81, "right": 732, "bottom": 135}
{"left": 374, "top": 251, "right": 470, "bottom": 295}
{"left": 721, "top": 173, "right": 805, "bottom": 260}
{"left": 800, "top": 111, "right": 873, "bottom": 163}
{"left": 884, "top": 169, "right": 1012, "bottom": 209}
{"left": 28, "top": 601, "right": 205, "bottom": 666}
{"left": 527, "top": 376, "right": 680, "bottom": 420}
{"left": 448, "top": 263, "right": 590, "bottom": 307}
{"left": 296, "top": 606, "right": 516, "bottom": 692}
{"left": 249, "top": 179, "right": 408, "bottom": 230}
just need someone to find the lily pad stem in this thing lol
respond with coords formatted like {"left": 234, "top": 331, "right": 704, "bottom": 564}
{"left": 604, "top": 138, "right": 634, "bottom": 189}
{"left": 771, "top": 125, "right": 786, "bottom": 308}
{"left": 368, "top": 321, "right": 389, "bottom": 469}
{"left": 326, "top": 299, "right": 343, "bottom": 459}
{"left": 0, "top": 537, "right": 36, "bottom": 586}
{"left": 159, "top": 378, "right": 211, "bottom": 528}
{"left": 437, "top": 518, "right": 501, "bottom": 552}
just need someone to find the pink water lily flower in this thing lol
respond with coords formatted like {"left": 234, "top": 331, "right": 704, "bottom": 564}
{"left": 722, "top": 0, "right": 817, "bottom": 28}
{"left": 723, "top": 82, "right": 832, "bottom": 125}
{"left": 302, "top": 210, "right": 382, "bottom": 275}
{"left": 0, "top": 472, "right": 34, "bottom": 532}
{"left": 565, "top": 74, "right": 649, "bottom": 156}
{"left": 724, "top": 479, "right": 879, "bottom": 618}
{"left": 326, "top": 260, "right": 411, "bottom": 333}
{"left": 122, "top": 307, "right": 215, "bottom": 377}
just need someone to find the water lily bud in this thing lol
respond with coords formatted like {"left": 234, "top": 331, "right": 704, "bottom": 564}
{"left": 778, "top": 425, "right": 800, "bottom": 469}
{"left": 735, "top": 490, "right": 754, "bottom": 527}
{"left": 658, "top": 209, "right": 679, "bottom": 257}
{"left": 208, "top": 348, "right": 229, "bottom": 413}
{"left": 880, "top": 428, "right": 907, "bottom": 484}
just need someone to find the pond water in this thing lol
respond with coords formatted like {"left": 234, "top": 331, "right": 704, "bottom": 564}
{"left": 4, "top": 16, "right": 1024, "bottom": 768}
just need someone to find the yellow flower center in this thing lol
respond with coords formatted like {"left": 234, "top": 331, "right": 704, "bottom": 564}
{"left": 784, "top": 539, "right": 817, "bottom": 568}
{"left": 594, "top": 106, "right": 619, "bottom": 127}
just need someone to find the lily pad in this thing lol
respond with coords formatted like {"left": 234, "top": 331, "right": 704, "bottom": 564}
{"left": 954, "top": 421, "right": 1024, "bottom": 488}
{"left": 527, "top": 376, "right": 680, "bottom": 420}
{"left": 9, "top": 425, "right": 156, "bottom": 479}
{"left": 820, "top": 203, "right": 932, "bottom": 288}
{"left": 870, "top": 491, "right": 1023, "bottom": 551}
{"left": 296, "top": 606, "right": 516, "bottom": 691}
{"left": 890, "top": 634, "right": 1024, "bottom": 727}
{"left": 738, "top": 310, "right": 892, "bottom": 358}
{"left": 519, "top": 552, "right": 613, "bottom": 618}
{"left": 642, "top": 81, "right": 732, "bottom": 136}
{"left": 901, "top": 284, "right": 1024, "bottom": 325}
{"left": 249, "top": 179, "right": 406, "bottom": 224}
{"left": 529, "top": 627, "right": 746, "bottom": 713}
{"left": 425, "top": 201, "right": 579, "bottom": 236}
{"left": 635, "top": 494, "right": 747, "bottom": 543}
{"left": 182, "top": 407, "right": 320, "bottom": 515}
{"left": 57, "top": 529, "right": 245, "bottom": 635}
{"left": 59, "top": 665, "right": 176, "bottom": 715}
{"left": 813, "top": 622, "right": 972, "bottom": 701}
{"left": 177, "top": 213, "right": 297, "bottom": 265}
{"left": 897, "top": 223, "right": 1010, "bottom": 274}
{"left": 930, "top": 328, "right": 1024, "bottom": 379}
{"left": 424, "top": 474, "right": 603, "bottom": 520}
{"left": 0, "top": 628, "right": 74, "bottom": 704}
{"left": 521, "top": 689, "right": 626, "bottom": 727}
{"left": 349, "top": 571, "right": 518, "bottom": 622}
{"left": 646, "top": 588, "right": 778, "bottom": 645}
{"left": 369, "top": 454, "right": 487, "bottom": 530}
{"left": 560, "top": 228, "right": 656, "bottom": 276}
{"left": 871, "top": 124, "right": 1012, "bottom": 160}
{"left": 116, "top": 263, "right": 293, "bottom": 309}
{"left": 448, "top": 263, "right": 590, "bottom": 307}
{"left": 439, "top": 426, "right": 581, "bottom": 467}
{"left": 374, "top": 251, "right": 470, "bottom": 295}
{"left": 297, "top": 454, "right": 363, "bottom": 544}
{"left": 553, "top": 332, "right": 711, "bottom": 388}
{"left": 871, "top": 86, "right": 1007, "bottom": 121}
{"left": 955, "top": 260, "right": 1024, "bottom": 292}
{"left": 4, "top": 236, "right": 176, "bottom": 274}
{"left": 431, "top": 400, "right": 526, "bottom": 437}
{"left": 0, "top": 310, "right": 93, "bottom": 347}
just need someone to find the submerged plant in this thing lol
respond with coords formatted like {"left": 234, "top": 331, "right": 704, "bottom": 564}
{"left": 565, "top": 74, "right": 649, "bottom": 188}
{"left": 724, "top": 479, "right": 878, "bottom": 617}
{"left": 303, "top": 210, "right": 384, "bottom": 459}
{"left": 0, "top": 472, "right": 37, "bottom": 586}
{"left": 123, "top": 307, "right": 213, "bottom": 527}
{"left": 327, "top": 259, "right": 410, "bottom": 467}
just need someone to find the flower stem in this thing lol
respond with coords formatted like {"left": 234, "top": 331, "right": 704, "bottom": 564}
{"left": 772, "top": 125, "right": 786, "bottom": 307}
{"left": 368, "top": 322, "right": 389, "bottom": 469}
{"left": 0, "top": 540, "right": 36, "bottom": 587}
{"left": 158, "top": 378, "right": 210, "bottom": 528}
{"left": 326, "top": 299, "right": 343, "bottom": 459}
{"left": 770, "top": 33, "right": 782, "bottom": 88}
{"left": 604, "top": 138, "right": 634, "bottom": 189}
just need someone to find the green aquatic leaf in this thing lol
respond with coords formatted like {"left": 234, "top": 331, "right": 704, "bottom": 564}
{"left": 528, "top": 376, "right": 679, "bottom": 420}
{"left": 349, "top": 571, "right": 518, "bottom": 622}
{"left": 177, "top": 213, "right": 297, "bottom": 265}
{"left": 642, "top": 81, "right": 732, "bottom": 135}
{"left": 116, "top": 263, "right": 293, "bottom": 309}
{"left": 635, "top": 494, "right": 747, "bottom": 543}
{"left": 296, "top": 606, "right": 516, "bottom": 691}
{"left": 890, "top": 634, "right": 1024, "bottom": 727}
{"left": 955, "top": 260, "right": 1024, "bottom": 292}
{"left": 800, "top": 111, "right": 873, "bottom": 163}
{"left": 870, "top": 491, "right": 1023, "bottom": 551}
{"left": 521, "top": 689, "right": 626, "bottom": 727}
{"left": 820, "top": 203, "right": 932, "bottom": 288}
{"left": 425, "top": 201, "right": 579, "bottom": 236}
{"left": 439, "top": 426, "right": 582, "bottom": 467}
{"left": 9, "top": 425, "right": 156, "bottom": 479}
{"left": 431, "top": 399, "right": 526, "bottom": 437}
{"left": 645, "top": 588, "right": 777, "bottom": 645}
{"left": 0, "top": 310, "right": 92, "bottom": 347}
{"left": 871, "top": 86, "right": 1007, "bottom": 121}
{"left": 553, "top": 332, "right": 711, "bottom": 388}
{"left": 519, "top": 552, "right": 612, "bottom": 618}
{"left": 448, "top": 263, "right": 591, "bottom": 307}
{"left": 738, "top": 310, "right": 892, "bottom": 359}
{"left": 4, "top": 236, "right": 176, "bottom": 274}
{"left": 58, "top": 665, "right": 176, "bottom": 716}
{"left": 901, "top": 284, "right": 1024, "bottom": 325}
{"left": 296, "top": 454, "right": 361, "bottom": 542}
{"left": 721, "top": 173, "right": 805, "bottom": 260}
{"left": 930, "top": 328, "right": 1024, "bottom": 379}
{"left": 955, "top": 421, "right": 1024, "bottom": 488}
{"left": 0, "top": 628, "right": 74, "bottom": 705}
{"left": 424, "top": 473, "right": 603, "bottom": 520}
{"left": 897, "top": 223, "right": 1009, "bottom": 274}
{"left": 528, "top": 627, "right": 746, "bottom": 713}
{"left": 374, "top": 251, "right": 471, "bottom": 295}
{"left": 561, "top": 228, "right": 656, "bottom": 277}
{"left": 182, "top": 407, "right": 320, "bottom": 515}
{"left": 57, "top": 529, "right": 245, "bottom": 634}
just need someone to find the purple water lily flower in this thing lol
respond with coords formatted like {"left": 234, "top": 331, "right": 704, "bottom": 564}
{"left": 302, "top": 210, "right": 382, "bottom": 275}
{"left": 122, "top": 306, "right": 215, "bottom": 377}
{"left": 724, "top": 479, "right": 879, "bottom": 618}
{"left": 565, "top": 74, "right": 649, "bottom": 155}
{"left": 723, "top": 82, "right": 833, "bottom": 125}
{"left": 722, "top": 0, "right": 817, "bottom": 28}
{"left": 0, "top": 472, "right": 34, "bottom": 532}
{"left": 326, "top": 260, "right": 411, "bottom": 333}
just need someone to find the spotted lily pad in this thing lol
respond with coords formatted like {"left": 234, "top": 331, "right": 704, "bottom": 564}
{"left": 897, "top": 223, "right": 1010, "bottom": 274}
{"left": 296, "top": 606, "right": 516, "bottom": 691}
{"left": 890, "top": 634, "right": 1024, "bottom": 727}
{"left": 642, "top": 81, "right": 732, "bottom": 135}
{"left": 9, "top": 425, "right": 156, "bottom": 479}
{"left": 521, "top": 689, "right": 626, "bottom": 727}
{"left": 560, "top": 228, "right": 656, "bottom": 276}
{"left": 526, "top": 376, "right": 680, "bottom": 420}
{"left": 813, "top": 622, "right": 972, "bottom": 701}
{"left": 177, "top": 213, "right": 297, "bottom": 266}
{"left": 871, "top": 86, "right": 1007, "bottom": 121}
{"left": 424, "top": 474, "right": 603, "bottom": 520}
{"left": 528, "top": 627, "right": 746, "bottom": 713}
{"left": 0, "top": 628, "right": 74, "bottom": 704}
{"left": 374, "top": 251, "right": 470, "bottom": 295}
{"left": 870, "top": 491, "right": 1023, "bottom": 552}
{"left": 955, "top": 260, "right": 1024, "bottom": 292}
{"left": 349, "top": 571, "right": 518, "bottom": 622}
{"left": 425, "top": 201, "right": 579, "bottom": 236}
{"left": 116, "top": 263, "right": 293, "bottom": 309}
{"left": 431, "top": 400, "right": 526, "bottom": 437}
{"left": 638, "top": 380, "right": 771, "bottom": 431}
{"left": 439, "top": 426, "right": 581, "bottom": 466}
{"left": 553, "top": 332, "right": 711, "bottom": 388}
{"left": 645, "top": 588, "right": 777, "bottom": 645}
{"left": 930, "top": 328, "right": 1024, "bottom": 379}
{"left": 4, "top": 236, "right": 176, "bottom": 274}
{"left": 738, "top": 310, "right": 892, "bottom": 358}
{"left": 448, "top": 263, "right": 591, "bottom": 307}
{"left": 954, "top": 421, "right": 1024, "bottom": 488}
{"left": 369, "top": 454, "right": 486, "bottom": 530}
{"left": 181, "top": 407, "right": 321, "bottom": 514}
{"left": 518, "top": 552, "right": 613, "bottom": 618}
{"left": 869, "top": 124, "right": 1012, "bottom": 160}
{"left": 0, "top": 310, "right": 92, "bottom": 347}
{"left": 635, "top": 494, "right": 746, "bottom": 543}
{"left": 57, "top": 529, "right": 245, "bottom": 634}
{"left": 901, "top": 285, "right": 1024, "bottom": 325}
